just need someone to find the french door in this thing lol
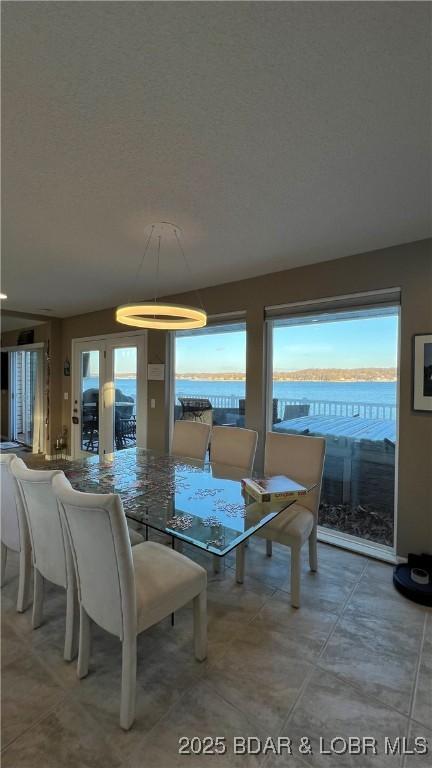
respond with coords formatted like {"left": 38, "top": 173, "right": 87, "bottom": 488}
{"left": 72, "top": 333, "right": 147, "bottom": 458}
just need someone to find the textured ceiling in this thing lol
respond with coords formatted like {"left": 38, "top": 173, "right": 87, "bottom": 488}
{"left": 2, "top": 1, "right": 430, "bottom": 317}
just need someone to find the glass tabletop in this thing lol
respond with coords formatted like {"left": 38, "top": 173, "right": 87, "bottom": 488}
{"left": 44, "top": 447, "right": 314, "bottom": 557}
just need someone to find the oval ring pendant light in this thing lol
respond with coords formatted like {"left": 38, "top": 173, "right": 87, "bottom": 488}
{"left": 116, "top": 303, "right": 206, "bottom": 330}
{"left": 116, "top": 222, "right": 207, "bottom": 331}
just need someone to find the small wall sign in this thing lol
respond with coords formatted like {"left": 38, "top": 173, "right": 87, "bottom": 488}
{"left": 64, "top": 358, "right": 71, "bottom": 376}
{"left": 147, "top": 363, "right": 165, "bottom": 381}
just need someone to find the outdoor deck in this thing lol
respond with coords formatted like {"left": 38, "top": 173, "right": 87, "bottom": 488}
{"left": 273, "top": 414, "right": 397, "bottom": 442}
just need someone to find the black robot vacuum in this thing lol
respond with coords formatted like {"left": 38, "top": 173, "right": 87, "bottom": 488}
{"left": 393, "top": 553, "right": 432, "bottom": 606}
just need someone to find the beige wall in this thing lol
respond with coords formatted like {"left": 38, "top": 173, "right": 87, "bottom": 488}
{"left": 55, "top": 238, "right": 431, "bottom": 556}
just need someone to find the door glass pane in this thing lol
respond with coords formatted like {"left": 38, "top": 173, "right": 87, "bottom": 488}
{"left": 14, "top": 350, "right": 36, "bottom": 447}
{"left": 270, "top": 307, "right": 399, "bottom": 548}
{"left": 81, "top": 350, "right": 100, "bottom": 454}
{"left": 113, "top": 347, "right": 137, "bottom": 451}
{"left": 174, "top": 322, "right": 247, "bottom": 428}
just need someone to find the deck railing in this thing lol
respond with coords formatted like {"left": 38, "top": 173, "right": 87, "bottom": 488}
{"left": 176, "top": 393, "right": 241, "bottom": 410}
{"left": 175, "top": 392, "right": 397, "bottom": 421}
{"left": 275, "top": 398, "right": 397, "bottom": 421}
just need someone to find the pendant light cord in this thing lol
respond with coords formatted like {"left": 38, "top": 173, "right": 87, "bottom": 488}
{"left": 130, "top": 223, "right": 205, "bottom": 315}
{"left": 131, "top": 224, "right": 155, "bottom": 298}
{"left": 154, "top": 235, "right": 161, "bottom": 316}
{"left": 174, "top": 227, "right": 205, "bottom": 310}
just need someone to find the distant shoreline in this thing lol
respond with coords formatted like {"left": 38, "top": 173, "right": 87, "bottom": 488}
{"left": 173, "top": 377, "right": 397, "bottom": 383}
{"left": 174, "top": 368, "right": 397, "bottom": 383}
{"left": 116, "top": 368, "right": 397, "bottom": 383}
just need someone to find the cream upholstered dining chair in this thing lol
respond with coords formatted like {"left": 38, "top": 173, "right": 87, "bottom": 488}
{"left": 11, "top": 457, "right": 78, "bottom": 660}
{"left": 0, "top": 454, "right": 32, "bottom": 612}
{"left": 171, "top": 420, "right": 211, "bottom": 461}
{"left": 237, "top": 432, "right": 325, "bottom": 608}
{"left": 53, "top": 474, "right": 208, "bottom": 731}
{"left": 209, "top": 426, "right": 258, "bottom": 474}
{"left": 209, "top": 426, "right": 258, "bottom": 573}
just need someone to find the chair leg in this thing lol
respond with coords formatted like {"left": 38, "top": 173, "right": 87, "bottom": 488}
{"left": 1, "top": 543, "right": 7, "bottom": 587}
{"left": 64, "top": 585, "right": 78, "bottom": 661}
{"left": 77, "top": 604, "right": 91, "bottom": 679}
{"left": 266, "top": 540, "right": 273, "bottom": 558}
{"left": 290, "top": 545, "right": 301, "bottom": 609}
{"left": 309, "top": 527, "right": 318, "bottom": 572}
{"left": 16, "top": 547, "right": 31, "bottom": 613}
{"left": 32, "top": 567, "right": 44, "bottom": 628}
{"left": 236, "top": 543, "right": 245, "bottom": 584}
{"left": 120, "top": 633, "right": 137, "bottom": 731}
{"left": 193, "top": 590, "right": 207, "bottom": 661}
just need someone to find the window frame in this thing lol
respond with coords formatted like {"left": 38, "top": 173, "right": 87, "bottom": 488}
{"left": 170, "top": 313, "right": 247, "bottom": 438}
{"left": 265, "top": 293, "right": 401, "bottom": 561}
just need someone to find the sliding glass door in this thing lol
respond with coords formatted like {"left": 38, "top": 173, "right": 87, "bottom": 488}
{"left": 173, "top": 321, "right": 247, "bottom": 428}
{"left": 73, "top": 334, "right": 146, "bottom": 457}
{"left": 10, "top": 348, "right": 44, "bottom": 451}
{"left": 268, "top": 306, "right": 399, "bottom": 550}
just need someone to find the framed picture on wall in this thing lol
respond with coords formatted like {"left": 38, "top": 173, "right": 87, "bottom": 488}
{"left": 413, "top": 334, "right": 432, "bottom": 412}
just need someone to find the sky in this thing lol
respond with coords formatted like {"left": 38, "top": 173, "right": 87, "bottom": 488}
{"left": 85, "top": 314, "right": 399, "bottom": 376}
{"left": 175, "top": 315, "right": 399, "bottom": 374}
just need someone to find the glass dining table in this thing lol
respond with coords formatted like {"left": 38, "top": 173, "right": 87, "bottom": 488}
{"left": 42, "top": 447, "right": 313, "bottom": 581}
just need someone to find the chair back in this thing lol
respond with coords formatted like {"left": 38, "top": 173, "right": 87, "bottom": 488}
{"left": 171, "top": 420, "right": 211, "bottom": 460}
{"left": 264, "top": 432, "right": 325, "bottom": 516}
{"left": 11, "top": 458, "right": 68, "bottom": 588}
{"left": 53, "top": 474, "right": 135, "bottom": 640}
{"left": 210, "top": 426, "right": 257, "bottom": 474}
{"left": 0, "top": 454, "right": 29, "bottom": 553}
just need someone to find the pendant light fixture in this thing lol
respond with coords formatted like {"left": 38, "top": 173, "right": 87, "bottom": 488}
{"left": 116, "top": 222, "right": 207, "bottom": 330}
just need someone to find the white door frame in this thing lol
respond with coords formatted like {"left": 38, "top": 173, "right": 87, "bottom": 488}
{"left": 71, "top": 330, "right": 147, "bottom": 458}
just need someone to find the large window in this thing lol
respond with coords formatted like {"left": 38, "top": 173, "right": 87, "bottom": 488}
{"left": 174, "top": 321, "right": 247, "bottom": 428}
{"left": 268, "top": 305, "right": 399, "bottom": 549}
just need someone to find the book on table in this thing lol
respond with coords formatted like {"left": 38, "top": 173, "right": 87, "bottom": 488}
{"left": 241, "top": 475, "right": 308, "bottom": 503}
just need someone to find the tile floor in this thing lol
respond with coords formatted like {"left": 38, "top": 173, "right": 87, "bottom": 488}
{"left": 1, "top": 537, "right": 431, "bottom": 767}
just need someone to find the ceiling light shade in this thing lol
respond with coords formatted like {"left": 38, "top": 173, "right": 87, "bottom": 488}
{"left": 116, "top": 222, "right": 206, "bottom": 331}
{"left": 116, "top": 303, "right": 207, "bottom": 330}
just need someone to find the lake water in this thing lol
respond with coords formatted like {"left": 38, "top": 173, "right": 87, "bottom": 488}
{"left": 175, "top": 379, "right": 396, "bottom": 406}
{"left": 84, "top": 376, "right": 396, "bottom": 406}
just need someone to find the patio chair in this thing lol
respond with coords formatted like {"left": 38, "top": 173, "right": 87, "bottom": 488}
{"left": 283, "top": 404, "right": 311, "bottom": 420}
{"left": 239, "top": 398, "right": 281, "bottom": 424}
